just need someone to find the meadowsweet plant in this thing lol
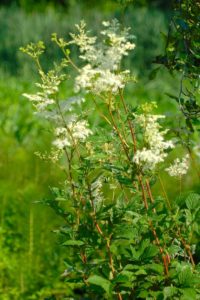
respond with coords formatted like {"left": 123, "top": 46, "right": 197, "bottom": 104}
{"left": 21, "top": 20, "right": 200, "bottom": 299}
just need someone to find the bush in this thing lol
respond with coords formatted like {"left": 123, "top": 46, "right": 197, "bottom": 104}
{"left": 21, "top": 19, "right": 200, "bottom": 299}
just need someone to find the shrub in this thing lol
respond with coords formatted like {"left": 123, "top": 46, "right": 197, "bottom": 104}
{"left": 21, "top": 19, "right": 200, "bottom": 299}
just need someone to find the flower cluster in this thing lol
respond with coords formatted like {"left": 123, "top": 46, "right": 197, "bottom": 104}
{"left": 71, "top": 20, "right": 135, "bottom": 94}
{"left": 133, "top": 113, "right": 174, "bottom": 171}
{"left": 91, "top": 176, "right": 104, "bottom": 209}
{"left": 53, "top": 119, "right": 92, "bottom": 150}
{"left": 23, "top": 70, "right": 63, "bottom": 112}
{"left": 74, "top": 66, "right": 128, "bottom": 94}
{"left": 166, "top": 154, "right": 190, "bottom": 177}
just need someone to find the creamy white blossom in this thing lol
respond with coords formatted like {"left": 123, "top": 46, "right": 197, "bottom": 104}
{"left": 68, "top": 120, "right": 92, "bottom": 141}
{"left": 23, "top": 71, "right": 63, "bottom": 112}
{"left": 166, "top": 154, "right": 190, "bottom": 177}
{"left": 71, "top": 19, "right": 135, "bottom": 94}
{"left": 70, "top": 20, "right": 97, "bottom": 61}
{"left": 74, "top": 65, "right": 127, "bottom": 94}
{"left": 52, "top": 119, "right": 92, "bottom": 150}
{"left": 133, "top": 113, "right": 174, "bottom": 171}
{"left": 91, "top": 176, "right": 104, "bottom": 209}
{"left": 134, "top": 148, "right": 167, "bottom": 170}
{"left": 53, "top": 127, "right": 71, "bottom": 150}
{"left": 143, "top": 115, "right": 174, "bottom": 151}
{"left": 23, "top": 92, "right": 55, "bottom": 111}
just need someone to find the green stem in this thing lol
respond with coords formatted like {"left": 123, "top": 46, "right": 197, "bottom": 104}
{"left": 158, "top": 174, "right": 172, "bottom": 210}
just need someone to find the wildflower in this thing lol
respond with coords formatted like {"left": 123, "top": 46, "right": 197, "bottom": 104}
{"left": 53, "top": 127, "right": 70, "bottom": 150}
{"left": 23, "top": 93, "right": 54, "bottom": 111}
{"left": 133, "top": 113, "right": 174, "bottom": 171}
{"left": 74, "top": 66, "right": 126, "bottom": 94}
{"left": 166, "top": 154, "right": 190, "bottom": 177}
{"left": 71, "top": 19, "right": 135, "bottom": 94}
{"left": 70, "top": 20, "right": 97, "bottom": 58}
{"left": 52, "top": 119, "right": 92, "bottom": 150}
{"left": 68, "top": 120, "right": 92, "bottom": 141}
{"left": 102, "top": 21, "right": 110, "bottom": 27}
{"left": 143, "top": 115, "right": 174, "bottom": 151}
{"left": 134, "top": 148, "right": 167, "bottom": 170}
{"left": 91, "top": 176, "right": 104, "bottom": 209}
{"left": 23, "top": 70, "right": 63, "bottom": 112}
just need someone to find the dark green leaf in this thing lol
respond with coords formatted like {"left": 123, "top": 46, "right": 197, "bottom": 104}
{"left": 87, "top": 275, "right": 112, "bottom": 295}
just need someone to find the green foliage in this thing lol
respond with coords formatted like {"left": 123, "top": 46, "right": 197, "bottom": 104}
{"left": 156, "top": 0, "right": 200, "bottom": 136}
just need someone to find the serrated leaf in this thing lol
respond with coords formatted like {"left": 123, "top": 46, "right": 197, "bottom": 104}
{"left": 87, "top": 275, "right": 112, "bottom": 295}
{"left": 141, "top": 244, "right": 159, "bottom": 260}
{"left": 164, "top": 286, "right": 178, "bottom": 299}
{"left": 186, "top": 193, "right": 200, "bottom": 210}
{"left": 115, "top": 270, "right": 136, "bottom": 283}
{"left": 178, "top": 266, "right": 193, "bottom": 287}
{"left": 145, "top": 263, "right": 163, "bottom": 274}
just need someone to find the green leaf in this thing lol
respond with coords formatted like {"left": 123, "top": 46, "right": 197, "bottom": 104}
{"left": 168, "top": 245, "right": 182, "bottom": 256}
{"left": 130, "top": 240, "right": 152, "bottom": 261}
{"left": 149, "top": 67, "right": 160, "bottom": 80}
{"left": 137, "top": 290, "right": 149, "bottom": 298}
{"left": 145, "top": 263, "right": 163, "bottom": 274}
{"left": 141, "top": 244, "right": 159, "bottom": 260}
{"left": 63, "top": 240, "right": 85, "bottom": 246}
{"left": 124, "top": 264, "right": 139, "bottom": 271}
{"left": 55, "top": 197, "right": 67, "bottom": 201}
{"left": 135, "top": 269, "right": 147, "bottom": 276}
{"left": 164, "top": 286, "right": 178, "bottom": 299}
{"left": 186, "top": 193, "right": 200, "bottom": 210}
{"left": 114, "top": 270, "right": 136, "bottom": 283}
{"left": 180, "top": 288, "right": 196, "bottom": 300}
{"left": 87, "top": 275, "right": 112, "bottom": 295}
{"left": 178, "top": 265, "right": 193, "bottom": 287}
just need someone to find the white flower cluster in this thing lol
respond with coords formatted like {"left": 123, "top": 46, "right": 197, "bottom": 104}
{"left": 91, "top": 176, "right": 104, "bottom": 209}
{"left": 69, "top": 119, "right": 92, "bottom": 141}
{"left": 134, "top": 148, "right": 165, "bottom": 170}
{"left": 71, "top": 19, "right": 135, "bottom": 94}
{"left": 165, "top": 154, "right": 190, "bottom": 177}
{"left": 75, "top": 66, "right": 127, "bottom": 94}
{"left": 53, "top": 119, "right": 92, "bottom": 150}
{"left": 133, "top": 114, "right": 174, "bottom": 171}
{"left": 23, "top": 71, "right": 62, "bottom": 112}
{"left": 23, "top": 92, "right": 54, "bottom": 112}
{"left": 53, "top": 127, "right": 71, "bottom": 150}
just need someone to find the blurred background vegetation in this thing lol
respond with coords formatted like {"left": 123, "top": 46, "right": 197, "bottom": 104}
{"left": 0, "top": 0, "right": 199, "bottom": 299}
